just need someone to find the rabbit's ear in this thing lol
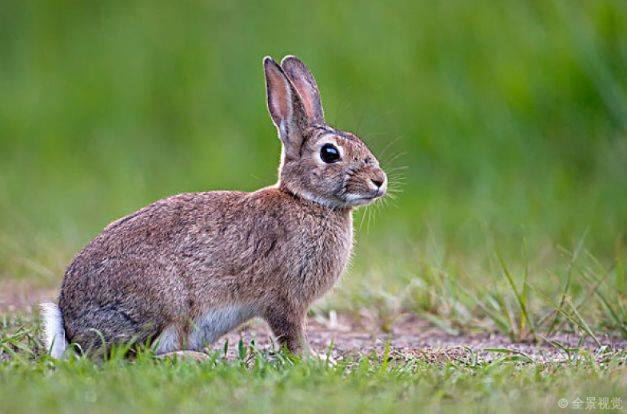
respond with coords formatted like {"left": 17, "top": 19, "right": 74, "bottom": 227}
{"left": 280, "top": 56, "right": 324, "bottom": 125}
{"left": 264, "top": 56, "right": 308, "bottom": 159}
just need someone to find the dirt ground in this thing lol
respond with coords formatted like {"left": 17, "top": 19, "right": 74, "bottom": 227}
{"left": 2, "top": 280, "right": 625, "bottom": 363}
{"left": 223, "top": 314, "right": 625, "bottom": 364}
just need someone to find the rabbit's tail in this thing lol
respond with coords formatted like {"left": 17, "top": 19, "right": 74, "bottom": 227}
{"left": 40, "top": 302, "right": 68, "bottom": 359}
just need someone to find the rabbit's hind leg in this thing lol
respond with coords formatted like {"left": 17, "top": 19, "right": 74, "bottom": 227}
{"left": 65, "top": 304, "right": 159, "bottom": 357}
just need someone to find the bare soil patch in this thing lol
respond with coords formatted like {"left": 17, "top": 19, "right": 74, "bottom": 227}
{"left": 0, "top": 280, "right": 57, "bottom": 314}
{"left": 224, "top": 313, "right": 625, "bottom": 364}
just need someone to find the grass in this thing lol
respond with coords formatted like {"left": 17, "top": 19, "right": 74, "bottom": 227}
{"left": 335, "top": 233, "right": 625, "bottom": 343}
{"left": 3, "top": 356, "right": 627, "bottom": 414}
{"left": 1, "top": 0, "right": 626, "bottom": 412}
{"left": 2, "top": 355, "right": 623, "bottom": 414}
{"left": 0, "top": 314, "right": 625, "bottom": 414}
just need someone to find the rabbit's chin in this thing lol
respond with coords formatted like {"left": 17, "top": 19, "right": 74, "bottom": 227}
{"left": 342, "top": 194, "right": 382, "bottom": 208}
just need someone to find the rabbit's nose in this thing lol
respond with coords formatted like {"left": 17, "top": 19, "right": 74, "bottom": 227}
{"left": 372, "top": 169, "right": 387, "bottom": 186}
{"left": 369, "top": 171, "right": 387, "bottom": 195}
{"left": 371, "top": 178, "right": 384, "bottom": 188}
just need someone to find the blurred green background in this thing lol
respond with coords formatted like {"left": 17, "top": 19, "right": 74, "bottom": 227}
{"left": 0, "top": 1, "right": 625, "bottom": 330}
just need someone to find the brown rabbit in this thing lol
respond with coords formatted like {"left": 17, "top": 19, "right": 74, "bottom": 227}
{"left": 41, "top": 55, "right": 387, "bottom": 358}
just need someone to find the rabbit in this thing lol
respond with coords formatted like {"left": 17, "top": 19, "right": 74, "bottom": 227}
{"left": 40, "top": 55, "right": 387, "bottom": 358}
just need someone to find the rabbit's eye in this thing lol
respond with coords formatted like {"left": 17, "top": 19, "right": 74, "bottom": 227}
{"left": 320, "top": 144, "right": 341, "bottom": 163}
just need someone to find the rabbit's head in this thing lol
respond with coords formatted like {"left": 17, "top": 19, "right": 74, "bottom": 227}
{"left": 264, "top": 56, "right": 387, "bottom": 209}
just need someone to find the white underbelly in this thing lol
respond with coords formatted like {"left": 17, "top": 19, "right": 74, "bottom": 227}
{"left": 188, "top": 305, "right": 255, "bottom": 349}
{"left": 155, "top": 304, "right": 255, "bottom": 353}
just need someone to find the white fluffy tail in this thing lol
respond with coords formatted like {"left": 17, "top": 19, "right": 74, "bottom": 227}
{"left": 40, "top": 303, "right": 68, "bottom": 359}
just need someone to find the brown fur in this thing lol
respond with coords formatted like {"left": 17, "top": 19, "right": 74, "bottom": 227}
{"left": 56, "top": 55, "right": 387, "bottom": 355}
